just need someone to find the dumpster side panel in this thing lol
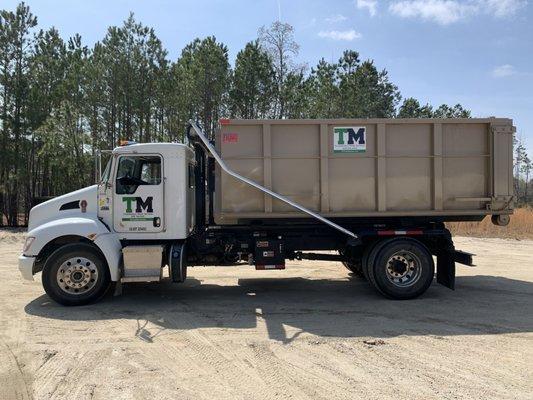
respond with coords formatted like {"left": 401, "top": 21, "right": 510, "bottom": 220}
{"left": 215, "top": 119, "right": 514, "bottom": 223}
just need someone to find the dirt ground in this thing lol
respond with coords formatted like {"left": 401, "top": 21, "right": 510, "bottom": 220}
{"left": 0, "top": 232, "right": 532, "bottom": 400}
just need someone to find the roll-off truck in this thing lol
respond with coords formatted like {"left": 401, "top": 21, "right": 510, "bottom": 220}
{"left": 18, "top": 118, "right": 515, "bottom": 305}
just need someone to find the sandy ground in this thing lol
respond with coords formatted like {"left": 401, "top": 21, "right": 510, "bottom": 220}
{"left": 0, "top": 232, "right": 532, "bottom": 400}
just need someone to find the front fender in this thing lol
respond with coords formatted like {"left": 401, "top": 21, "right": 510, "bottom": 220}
{"left": 26, "top": 217, "right": 122, "bottom": 281}
{"left": 94, "top": 233, "right": 122, "bottom": 281}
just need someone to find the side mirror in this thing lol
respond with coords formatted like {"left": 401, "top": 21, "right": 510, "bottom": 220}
{"left": 117, "top": 175, "right": 135, "bottom": 186}
{"left": 116, "top": 175, "right": 139, "bottom": 195}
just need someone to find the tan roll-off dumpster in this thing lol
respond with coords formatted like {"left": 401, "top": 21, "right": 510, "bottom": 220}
{"left": 215, "top": 119, "right": 514, "bottom": 224}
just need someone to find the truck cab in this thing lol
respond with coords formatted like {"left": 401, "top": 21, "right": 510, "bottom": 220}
{"left": 19, "top": 142, "right": 196, "bottom": 305}
{"left": 98, "top": 143, "right": 196, "bottom": 240}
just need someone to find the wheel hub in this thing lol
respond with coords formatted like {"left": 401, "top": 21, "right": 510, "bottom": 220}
{"left": 390, "top": 259, "right": 408, "bottom": 275}
{"left": 71, "top": 270, "right": 84, "bottom": 282}
{"left": 56, "top": 257, "right": 98, "bottom": 295}
{"left": 385, "top": 251, "right": 421, "bottom": 287}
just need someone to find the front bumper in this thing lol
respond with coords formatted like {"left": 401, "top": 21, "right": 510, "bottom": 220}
{"left": 18, "top": 255, "right": 35, "bottom": 281}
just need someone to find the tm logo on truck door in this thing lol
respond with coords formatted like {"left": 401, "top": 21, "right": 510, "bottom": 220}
{"left": 333, "top": 127, "right": 366, "bottom": 153}
{"left": 121, "top": 196, "right": 154, "bottom": 222}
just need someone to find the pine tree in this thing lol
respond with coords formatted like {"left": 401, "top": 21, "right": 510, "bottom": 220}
{"left": 230, "top": 41, "right": 275, "bottom": 119}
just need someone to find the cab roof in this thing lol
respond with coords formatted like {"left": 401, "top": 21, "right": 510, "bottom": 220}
{"left": 112, "top": 142, "right": 191, "bottom": 156}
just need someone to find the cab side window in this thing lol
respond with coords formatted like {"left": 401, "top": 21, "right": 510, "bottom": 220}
{"left": 116, "top": 155, "right": 162, "bottom": 195}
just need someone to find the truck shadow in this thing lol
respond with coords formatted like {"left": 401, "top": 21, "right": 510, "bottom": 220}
{"left": 24, "top": 274, "right": 533, "bottom": 344}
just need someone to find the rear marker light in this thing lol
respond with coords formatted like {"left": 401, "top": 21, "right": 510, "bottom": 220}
{"left": 377, "top": 230, "right": 423, "bottom": 236}
{"left": 255, "top": 265, "right": 285, "bottom": 270}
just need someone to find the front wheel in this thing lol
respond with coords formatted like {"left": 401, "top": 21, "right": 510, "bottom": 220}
{"left": 42, "top": 243, "right": 111, "bottom": 306}
{"left": 366, "top": 238, "right": 434, "bottom": 300}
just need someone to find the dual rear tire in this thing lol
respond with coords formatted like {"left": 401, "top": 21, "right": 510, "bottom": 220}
{"left": 339, "top": 249, "right": 365, "bottom": 278}
{"left": 361, "top": 238, "right": 434, "bottom": 299}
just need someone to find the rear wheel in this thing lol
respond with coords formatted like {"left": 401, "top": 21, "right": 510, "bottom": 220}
{"left": 365, "top": 238, "right": 434, "bottom": 300}
{"left": 42, "top": 243, "right": 111, "bottom": 306}
{"left": 338, "top": 249, "right": 365, "bottom": 278}
{"left": 361, "top": 241, "right": 381, "bottom": 281}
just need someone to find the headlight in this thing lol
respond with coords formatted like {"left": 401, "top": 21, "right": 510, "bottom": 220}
{"left": 23, "top": 236, "right": 35, "bottom": 253}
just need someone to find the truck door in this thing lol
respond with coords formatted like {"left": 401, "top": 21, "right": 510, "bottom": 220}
{"left": 113, "top": 154, "right": 164, "bottom": 233}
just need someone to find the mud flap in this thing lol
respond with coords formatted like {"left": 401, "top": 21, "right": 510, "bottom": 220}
{"left": 169, "top": 242, "right": 187, "bottom": 283}
{"left": 436, "top": 247, "right": 456, "bottom": 290}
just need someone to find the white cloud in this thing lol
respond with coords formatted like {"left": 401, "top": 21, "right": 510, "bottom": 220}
{"left": 318, "top": 29, "right": 362, "bottom": 41}
{"left": 389, "top": 0, "right": 527, "bottom": 25}
{"left": 325, "top": 14, "right": 348, "bottom": 23}
{"left": 356, "top": 0, "right": 378, "bottom": 16}
{"left": 492, "top": 64, "right": 517, "bottom": 78}
{"left": 389, "top": 1, "right": 476, "bottom": 24}
{"left": 484, "top": 0, "right": 527, "bottom": 17}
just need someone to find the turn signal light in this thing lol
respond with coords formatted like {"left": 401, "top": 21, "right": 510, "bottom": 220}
{"left": 23, "top": 236, "right": 35, "bottom": 253}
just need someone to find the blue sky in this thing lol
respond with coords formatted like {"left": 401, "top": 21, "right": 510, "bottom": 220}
{"left": 4, "top": 0, "right": 533, "bottom": 153}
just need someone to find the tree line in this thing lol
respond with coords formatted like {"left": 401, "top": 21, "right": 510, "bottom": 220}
{"left": 514, "top": 137, "right": 532, "bottom": 206}
{"left": 1, "top": 2, "right": 518, "bottom": 227}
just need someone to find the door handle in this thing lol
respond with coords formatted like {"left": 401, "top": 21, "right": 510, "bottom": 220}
{"left": 153, "top": 217, "right": 161, "bottom": 227}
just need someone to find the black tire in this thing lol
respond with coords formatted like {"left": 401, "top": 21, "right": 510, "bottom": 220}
{"left": 361, "top": 241, "right": 381, "bottom": 281}
{"left": 42, "top": 243, "right": 111, "bottom": 306}
{"left": 338, "top": 250, "right": 365, "bottom": 278}
{"left": 366, "top": 238, "right": 434, "bottom": 300}
{"left": 342, "top": 260, "right": 365, "bottom": 277}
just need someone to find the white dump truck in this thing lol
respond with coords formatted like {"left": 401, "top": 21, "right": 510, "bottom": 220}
{"left": 19, "top": 119, "right": 515, "bottom": 305}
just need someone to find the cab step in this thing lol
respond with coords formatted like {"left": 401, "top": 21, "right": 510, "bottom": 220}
{"left": 121, "top": 245, "right": 164, "bottom": 282}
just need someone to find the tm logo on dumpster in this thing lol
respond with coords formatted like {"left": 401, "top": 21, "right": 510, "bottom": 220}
{"left": 333, "top": 127, "right": 366, "bottom": 153}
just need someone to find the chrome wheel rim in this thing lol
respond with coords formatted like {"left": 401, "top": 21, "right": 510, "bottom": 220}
{"left": 56, "top": 257, "right": 98, "bottom": 295}
{"left": 385, "top": 250, "right": 422, "bottom": 288}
